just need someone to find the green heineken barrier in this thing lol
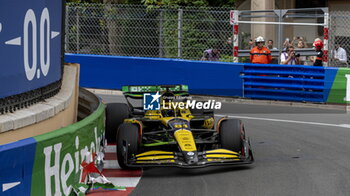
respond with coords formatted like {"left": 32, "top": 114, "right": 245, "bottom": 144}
{"left": 327, "top": 68, "right": 350, "bottom": 104}
{"left": 31, "top": 103, "right": 105, "bottom": 196}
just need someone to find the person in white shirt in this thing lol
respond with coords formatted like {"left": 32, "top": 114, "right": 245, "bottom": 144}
{"left": 333, "top": 44, "right": 348, "bottom": 67}
{"left": 280, "top": 45, "right": 300, "bottom": 65}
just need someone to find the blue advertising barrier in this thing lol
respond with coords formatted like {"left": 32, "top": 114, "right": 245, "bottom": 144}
{"left": 241, "top": 64, "right": 337, "bottom": 102}
{"left": 0, "top": 138, "right": 36, "bottom": 195}
{"left": 0, "top": 0, "right": 63, "bottom": 98}
{"left": 65, "top": 54, "right": 340, "bottom": 103}
{"left": 64, "top": 54, "right": 244, "bottom": 97}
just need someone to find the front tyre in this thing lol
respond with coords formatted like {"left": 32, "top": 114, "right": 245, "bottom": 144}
{"left": 105, "top": 103, "right": 130, "bottom": 143}
{"left": 219, "top": 119, "right": 244, "bottom": 152}
{"left": 117, "top": 123, "right": 139, "bottom": 169}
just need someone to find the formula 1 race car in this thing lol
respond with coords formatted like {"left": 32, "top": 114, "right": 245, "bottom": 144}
{"left": 105, "top": 85, "right": 253, "bottom": 169}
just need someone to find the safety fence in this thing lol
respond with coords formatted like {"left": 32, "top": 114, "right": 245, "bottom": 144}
{"left": 65, "top": 4, "right": 350, "bottom": 67}
{"left": 329, "top": 11, "right": 350, "bottom": 67}
{"left": 65, "top": 54, "right": 350, "bottom": 104}
{"left": 0, "top": 91, "right": 105, "bottom": 196}
{"left": 65, "top": 4, "right": 233, "bottom": 61}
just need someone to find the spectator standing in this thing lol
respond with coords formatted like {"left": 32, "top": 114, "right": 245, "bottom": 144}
{"left": 296, "top": 40, "right": 307, "bottom": 65}
{"left": 250, "top": 36, "right": 272, "bottom": 64}
{"left": 309, "top": 38, "right": 321, "bottom": 64}
{"left": 280, "top": 45, "right": 300, "bottom": 65}
{"left": 245, "top": 39, "right": 254, "bottom": 50}
{"left": 283, "top": 38, "right": 292, "bottom": 50}
{"left": 201, "top": 48, "right": 220, "bottom": 61}
{"left": 313, "top": 39, "right": 324, "bottom": 66}
{"left": 267, "top": 40, "right": 278, "bottom": 64}
{"left": 267, "top": 40, "right": 277, "bottom": 50}
{"left": 333, "top": 44, "right": 348, "bottom": 67}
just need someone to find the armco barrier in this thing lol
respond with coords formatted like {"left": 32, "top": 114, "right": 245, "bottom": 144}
{"left": 65, "top": 54, "right": 350, "bottom": 104}
{"left": 64, "top": 54, "right": 244, "bottom": 97}
{"left": 0, "top": 98, "right": 105, "bottom": 196}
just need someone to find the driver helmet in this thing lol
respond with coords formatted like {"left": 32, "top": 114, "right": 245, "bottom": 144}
{"left": 313, "top": 39, "right": 323, "bottom": 50}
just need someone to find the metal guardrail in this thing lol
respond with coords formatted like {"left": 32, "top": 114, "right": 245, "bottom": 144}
{"left": 241, "top": 64, "right": 326, "bottom": 102}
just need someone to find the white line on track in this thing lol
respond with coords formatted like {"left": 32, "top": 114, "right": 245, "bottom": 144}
{"left": 108, "top": 177, "right": 141, "bottom": 187}
{"left": 216, "top": 114, "right": 350, "bottom": 129}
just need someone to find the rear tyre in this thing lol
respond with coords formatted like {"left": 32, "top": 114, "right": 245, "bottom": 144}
{"left": 219, "top": 119, "right": 244, "bottom": 152}
{"left": 105, "top": 103, "right": 130, "bottom": 143}
{"left": 117, "top": 123, "right": 139, "bottom": 169}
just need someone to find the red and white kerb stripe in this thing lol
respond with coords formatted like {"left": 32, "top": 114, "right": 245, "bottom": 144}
{"left": 323, "top": 12, "right": 329, "bottom": 67}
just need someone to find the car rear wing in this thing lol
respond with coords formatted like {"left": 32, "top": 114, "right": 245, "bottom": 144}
{"left": 122, "top": 85, "right": 189, "bottom": 98}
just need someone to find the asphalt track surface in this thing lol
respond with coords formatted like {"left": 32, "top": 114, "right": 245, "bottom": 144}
{"left": 99, "top": 94, "right": 350, "bottom": 196}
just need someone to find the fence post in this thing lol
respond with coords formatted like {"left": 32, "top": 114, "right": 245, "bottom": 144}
{"left": 278, "top": 10, "right": 287, "bottom": 64}
{"left": 323, "top": 9, "right": 329, "bottom": 67}
{"left": 65, "top": 6, "right": 69, "bottom": 52}
{"left": 233, "top": 10, "right": 239, "bottom": 63}
{"left": 178, "top": 9, "right": 183, "bottom": 58}
{"left": 76, "top": 7, "right": 80, "bottom": 53}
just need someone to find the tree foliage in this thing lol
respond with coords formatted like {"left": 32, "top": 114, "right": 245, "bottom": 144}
{"left": 66, "top": 0, "right": 236, "bottom": 7}
{"left": 142, "top": 0, "right": 236, "bottom": 7}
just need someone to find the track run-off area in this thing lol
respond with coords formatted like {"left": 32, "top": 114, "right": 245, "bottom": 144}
{"left": 97, "top": 94, "right": 350, "bottom": 196}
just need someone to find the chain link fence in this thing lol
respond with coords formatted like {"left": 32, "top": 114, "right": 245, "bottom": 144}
{"left": 329, "top": 11, "right": 350, "bottom": 67}
{"left": 65, "top": 4, "right": 349, "bottom": 67}
{"left": 65, "top": 3, "right": 234, "bottom": 61}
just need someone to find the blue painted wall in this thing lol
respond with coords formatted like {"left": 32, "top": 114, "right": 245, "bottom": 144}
{"left": 65, "top": 54, "right": 244, "bottom": 97}
{"left": 65, "top": 54, "right": 346, "bottom": 103}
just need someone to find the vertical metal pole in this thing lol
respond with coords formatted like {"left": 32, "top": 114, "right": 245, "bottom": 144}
{"left": 159, "top": 10, "right": 164, "bottom": 58}
{"left": 278, "top": 10, "right": 287, "bottom": 64}
{"left": 65, "top": 6, "right": 69, "bottom": 52}
{"left": 233, "top": 10, "right": 239, "bottom": 63}
{"left": 178, "top": 9, "right": 183, "bottom": 58}
{"left": 76, "top": 7, "right": 80, "bottom": 53}
{"left": 323, "top": 11, "right": 329, "bottom": 67}
{"left": 277, "top": 10, "right": 282, "bottom": 64}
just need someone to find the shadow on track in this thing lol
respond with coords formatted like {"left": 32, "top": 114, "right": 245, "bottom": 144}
{"left": 142, "top": 165, "right": 254, "bottom": 177}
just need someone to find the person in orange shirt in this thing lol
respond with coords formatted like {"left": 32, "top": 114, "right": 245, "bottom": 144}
{"left": 250, "top": 36, "right": 272, "bottom": 64}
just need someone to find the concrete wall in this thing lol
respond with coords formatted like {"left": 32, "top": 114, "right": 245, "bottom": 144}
{"left": 0, "top": 64, "right": 80, "bottom": 145}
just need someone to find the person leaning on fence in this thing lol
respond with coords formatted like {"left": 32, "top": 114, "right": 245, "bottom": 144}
{"left": 250, "top": 36, "right": 272, "bottom": 64}
{"left": 201, "top": 48, "right": 220, "bottom": 61}
{"left": 280, "top": 45, "right": 300, "bottom": 65}
{"left": 313, "top": 39, "right": 324, "bottom": 66}
{"left": 333, "top": 44, "right": 348, "bottom": 67}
